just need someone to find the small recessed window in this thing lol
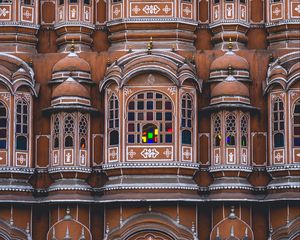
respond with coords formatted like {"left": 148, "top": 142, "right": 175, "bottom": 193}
{"left": 70, "top": 0, "right": 77, "bottom": 3}
{"left": 59, "top": 0, "right": 64, "bottom": 4}
{"left": 240, "top": 0, "right": 246, "bottom": 3}
{"left": 214, "top": 0, "right": 220, "bottom": 3}
{"left": 23, "top": 0, "right": 32, "bottom": 5}
{"left": 112, "top": 0, "right": 122, "bottom": 3}
{"left": 84, "top": 0, "right": 90, "bottom": 4}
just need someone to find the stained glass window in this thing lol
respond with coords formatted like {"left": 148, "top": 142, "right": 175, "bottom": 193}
{"left": 241, "top": 115, "right": 248, "bottom": 147}
{"left": 181, "top": 93, "right": 193, "bottom": 145}
{"left": 127, "top": 91, "right": 173, "bottom": 144}
{"left": 16, "top": 99, "right": 28, "bottom": 151}
{"left": 108, "top": 93, "right": 119, "bottom": 146}
{"left": 53, "top": 114, "right": 60, "bottom": 149}
{"left": 225, "top": 114, "right": 236, "bottom": 146}
{"left": 214, "top": 115, "right": 221, "bottom": 147}
{"left": 294, "top": 100, "right": 300, "bottom": 147}
{"left": 0, "top": 102, "right": 7, "bottom": 150}
{"left": 273, "top": 98, "right": 284, "bottom": 148}
{"left": 64, "top": 114, "right": 74, "bottom": 148}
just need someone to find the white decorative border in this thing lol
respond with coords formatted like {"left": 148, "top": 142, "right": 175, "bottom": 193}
{"left": 126, "top": 145, "right": 173, "bottom": 162}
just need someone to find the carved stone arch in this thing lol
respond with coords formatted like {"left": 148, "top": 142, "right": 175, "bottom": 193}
{"left": 271, "top": 217, "right": 300, "bottom": 240}
{"left": 0, "top": 53, "right": 37, "bottom": 96}
{"left": 107, "top": 212, "right": 195, "bottom": 240}
{"left": 100, "top": 51, "right": 202, "bottom": 92}
{"left": 0, "top": 218, "right": 29, "bottom": 240}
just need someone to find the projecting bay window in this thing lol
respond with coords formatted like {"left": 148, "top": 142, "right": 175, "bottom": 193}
{"left": 212, "top": 111, "right": 250, "bottom": 166}
{"left": 127, "top": 91, "right": 173, "bottom": 144}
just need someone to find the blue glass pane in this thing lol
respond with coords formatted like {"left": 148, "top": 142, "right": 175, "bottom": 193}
{"left": 128, "top": 135, "right": 134, "bottom": 143}
{"left": 128, "top": 112, "right": 134, "bottom": 121}
{"left": 294, "top": 138, "right": 300, "bottom": 147}
{"left": 165, "top": 112, "right": 172, "bottom": 121}
{"left": 0, "top": 140, "right": 6, "bottom": 149}
{"left": 147, "top": 101, "right": 153, "bottom": 110}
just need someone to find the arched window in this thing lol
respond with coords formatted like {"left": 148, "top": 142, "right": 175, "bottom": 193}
{"left": 108, "top": 93, "right": 119, "bottom": 146}
{"left": 273, "top": 98, "right": 284, "bottom": 148}
{"left": 127, "top": 91, "right": 173, "bottom": 144}
{"left": 213, "top": 115, "right": 221, "bottom": 147}
{"left": 52, "top": 115, "right": 60, "bottom": 149}
{"left": 0, "top": 102, "right": 7, "bottom": 150}
{"left": 241, "top": 115, "right": 248, "bottom": 147}
{"left": 79, "top": 115, "right": 88, "bottom": 149}
{"left": 225, "top": 114, "right": 236, "bottom": 146}
{"left": 64, "top": 114, "right": 74, "bottom": 148}
{"left": 293, "top": 100, "right": 300, "bottom": 147}
{"left": 181, "top": 94, "right": 193, "bottom": 145}
{"left": 16, "top": 99, "right": 28, "bottom": 151}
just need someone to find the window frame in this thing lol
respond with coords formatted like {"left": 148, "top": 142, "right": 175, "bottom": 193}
{"left": 272, "top": 97, "right": 285, "bottom": 148}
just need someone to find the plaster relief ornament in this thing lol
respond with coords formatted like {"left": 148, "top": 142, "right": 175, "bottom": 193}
{"left": 295, "top": 5, "right": 300, "bottom": 13}
{"left": 113, "top": 7, "right": 120, "bottom": 17}
{"left": 162, "top": 5, "right": 171, "bottom": 14}
{"left": 215, "top": 153, "right": 220, "bottom": 164}
{"left": 141, "top": 148, "right": 159, "bottom": 158}
{"left": 0, "top": 8, "right": 9, "bottom": 17}
{"left": 183, "top": 149, "right": 191, "bottom": 159}
{"left": 167, "top": 87, "right": 177, "bottom": 95}
{"left": 163, "top": 148, "right": 172, "bottom": 158}
{"left": 109, "top": 149, "right": 117, "bottom": 159}
{"left": 80, "top": 153, "right": 85, "bottom": 164}
{"left": 183, "top": 6, "right": 192, "bottom": 16}
{"left": 147, "top": 74, "right": 156, "bottom": 85}
{"left": 23, "top": 10, "right": 32, "bottom": 19}
{"left": 273, "top": 7, "right": 281, "bottom": 16}
{"left": 275, "top": 152, "right": 283, "bottom": 162}
{"left": 132, "top": 5, "right": 141, "bottom": 14}
{"left": 227, "top": 6, "right": 232, "bottom": 17}
{"left": 143, "top": 5, "right": 160, "bottom": 15}
{"left": 128, "top": 149, "right": 136, "bottom": 158}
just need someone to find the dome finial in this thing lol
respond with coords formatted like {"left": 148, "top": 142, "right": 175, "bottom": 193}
{"left": 228, "top": 64, "right": 233, "bottom": 75}
{"left": 228, "top": 38, "right": 233, "bottom": 51}
{"left": 228, "top": 205, "right": 236, "bottom": 219}
{"left": 70, "top": 39, "right": 75, "bottom": 53}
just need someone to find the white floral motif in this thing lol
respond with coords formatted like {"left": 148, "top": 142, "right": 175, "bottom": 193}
{"left": 273, "top": 7, "right": 281, "bottom": 16}
{"left": 143, "top": 5, "right": 160, "bottom": 15}
{"left": 109, "top": 150, "right": 117, "bottom": 159}
{"left": 0, "top": 8, "right": 9, "bottom": 17}
{"left": 123, "top": 88, "right": 132, "bottom": 96}
{"left": 183, "top": 6, "right": 191, "bottom": 16}
{"left": 168, "top": 87, "right": 177, "bottom": 95}
{"left": 141, "top": 148, "right": 159, "bottom": 159}
{"left": 128, "top": 149, "right": 136, "bottom": 158}
{"left": 113, "top": 7, "right": 120, "bottom": 16}
{"left": 23, "top": 10, "right": 32, "bottom": 19}
{"left": 162, "top": 5, "right": 171, "bottom": 14}
{"left": 183, "top": 149, "right": 191, "bottom": 159}
{"left": 215, "top": 153, "right": 219, "bottom": 164}
{"left": 132, "top": 5, "right": 141, "bottom": 14}
{"left": 163, "top": 148, "right": 172, "bottom": 158}
{"left": 295, "top": 5, "right": 300, "bottom": 14}
{"left": 275, "top": 152, "right": 283, "bottom": 162}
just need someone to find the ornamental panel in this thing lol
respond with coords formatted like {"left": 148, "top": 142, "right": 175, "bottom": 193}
{"left": 226, "top": 148, "right": 236, "bottom": 164}
{"left": 241, "top": 148, "right": 248, "bottom": 165}
{"left": 64, "top": 149, "right": 74, "bottom": 165}
{"left": 271, "top": 3, "right": 283, "bottom": 21}
{"left": 273, "top": 149, "right": 284, "bottom": 164}
{"left": 83, "top": 6, "right": 91, "bottom": 22}
{"left": 21, "top": 6, "right": 33, "bottom": 23}
{"left": 112, "top": 3, "right": 122, "bottom": 20}
{"left": 293, "top": 148, "right": 300, "bottom": 163}
{"left": 0, "top": 151, "right": 7, "bottom": 166}
{"left": 181, "top": 3, "right": 193, "bottom": 19}
{"left": 291, "top": 1, "right": 300, "bottom": 18}
{"left": 239, "top": 4, "right": 247, "bottom": 21}
{"left": 225, "top": 3, "right": 235, "bottom": 20}
{"left": 69, "top": 5, "right": 78, "bottom": 21}
{"left": 108, "top": 147, "right": 119, "bottom": 163}
{"left": 129, "top": 2, "right": 174, "bottom": 18}
{"left": 16, "top": 152, "right": 28, "bottom": 167}
{"left": 79, "top": 150, "right": 87, "bottom": 166}
{"left": 126, "top": 146, "right": 173, "bottom": 161}
{"left": 213, "top": 5, "right": 220, "bottom": 21}
{"left": 182, "top": 146, "right": 192, "bottom": 162}
{"left": 0, "top": 5, "right": 11, "bottom": 21}
{"left": 58, "top": 6, "right": 64, "bottom": 22}
{"left": 214, "top": 148, "right": 221, "bottom": 165}
{"left": 52, "top": 149, "right": 59, "bottom": 166}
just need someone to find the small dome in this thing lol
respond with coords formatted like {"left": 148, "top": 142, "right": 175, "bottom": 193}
{"left": 52, "top": 52, "right": 91, "bottom": 73}
{"left": 210, "top": 51, "right": 249, "bottom": 71}
{"left": 52, "top": 76, "right": 89, "bottom": 99}
{"left": 211, "top": 76, "right": 249, "bottom": 98}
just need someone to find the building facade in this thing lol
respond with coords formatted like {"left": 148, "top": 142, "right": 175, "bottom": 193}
{"left": 0, "top": 0, "right": 299, "bottom": 239}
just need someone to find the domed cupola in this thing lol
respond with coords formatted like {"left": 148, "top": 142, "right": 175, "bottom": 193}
{"left": 51, "top": 45, "right": 92, "bottom": 85}
{"left": 209, "top": 43, "right": 250, "bottom": 84}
